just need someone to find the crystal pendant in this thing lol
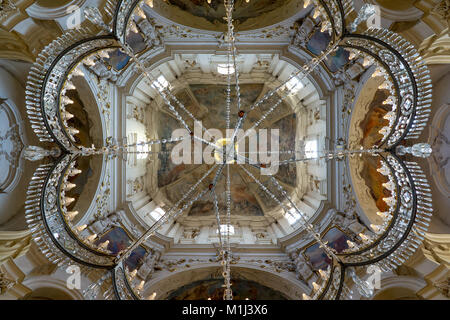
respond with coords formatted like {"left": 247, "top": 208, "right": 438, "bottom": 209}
{"left": 84, "top": 7, "right": 111, "bottom": 32}
{"left": 396, "top": 143, "right": 432, "bottom": 158}
{"left": 347, "top": 268, "right": 374, "bottom": 298}
{"left": 348, "top": 4, "right": 377, "bottom": 32}
{"left": 22, "top": 146, "right": 61, "bottom": 161}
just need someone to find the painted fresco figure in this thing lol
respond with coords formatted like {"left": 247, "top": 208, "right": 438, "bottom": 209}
{"left": 334, "top": 210, "right": 366, "bottom": 237}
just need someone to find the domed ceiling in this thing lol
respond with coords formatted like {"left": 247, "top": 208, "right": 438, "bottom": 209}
{"left": 150, "top": 0, "right": 301, "bottom": 31}
{"left": 154, "top": 83, "right": 298, "bottom": 220}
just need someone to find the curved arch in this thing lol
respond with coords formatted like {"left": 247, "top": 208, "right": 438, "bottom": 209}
{"left": 142, "top": 264, "right": 309, "bottom": 300}
{"left": 372, "top": 275, "right": 426, "bottom": 300}
{"left": 0, "top": 100, "right": 25, "bottom": 193}
{"left": 73, "top": 73, "right": 111, "bottom": 226}
{"left": 428, "top": 103, "right": 450, "bottom": 199}
{"left": 23, "top": 276, "right": 84, "bottom": 300}
{"left": 26, "top": 0, "right": 87, "bottom": 20}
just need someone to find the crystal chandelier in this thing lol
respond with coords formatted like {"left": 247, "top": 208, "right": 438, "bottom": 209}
{"left": 22, "top": 0, "right": 433, "bottom": 300}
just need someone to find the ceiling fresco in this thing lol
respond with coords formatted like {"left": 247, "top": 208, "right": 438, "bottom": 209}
{"left": 94, "top": 227, "right": 148, "bottom": 271}
{"left": 360, "top": 155, "right": 391, "bottom": 213}
{"left": 189, "top": 83, "right": 264, "bottom": 130}
{"left": 348, "top": 76, "right": 389, "bottom": 150}
{"left": 165, "top": 0, "right": 290, "bottom": 25}
{"left": 157, "top": 111, "right": 190, "bottom": 188}
{"left": 167, "top": 278, "right": 288, "bottom": 300}
{"left": 272, "top": 114, "right": 297, "bottom": 186}
{"left": 303, "top": 227, "right": 351, "bottom": 271}
{"left": 187, "top": 169, "right": 264, "bottom": 217}
{"left": 150, "top": 0, "right": 301, "bottom": 31}
{"left": 359, "top": 89, "right": 391, "bottom": 149}
{"left": 155, "top": 83, "right": 297, "bottom": 217}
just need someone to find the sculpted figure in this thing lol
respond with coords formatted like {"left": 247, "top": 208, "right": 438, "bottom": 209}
{"left": 138, "top": 251, "right": 160, "bottom": 280}
{"left": 334, "top": 210, "right": 366, "bottom": 236}
{"left": 139, "top": 19, "right": 161, "bottom": 47}
{"left": 291, "top": 251, "right": 313, "bottom": 282}
{"left": 91, "top": 212, "right": 120, "bottom": 234}
{"left": 90, "top": 61, "right": 118, "bottom": 82}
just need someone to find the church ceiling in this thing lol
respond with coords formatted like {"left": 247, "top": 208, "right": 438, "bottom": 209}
{"left": 4, "top": 0, "right": 438, "bottom": 302}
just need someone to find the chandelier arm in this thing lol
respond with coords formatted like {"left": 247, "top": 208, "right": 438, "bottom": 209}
{"left": 75, "top": 135, "right": 224, "bottom": 157}
{"left": 115, "top": 164, "right": 219, "bottom": 264}
{"left": 117, "top": 186, "right": 210, "bottom": 265}
{"left": 273, "top": 156, "right": 328, "bottom": 166}
{"left": 126, "top": 54, "right": 191, "bottom": 134}
{"left": 238, "top": 164, "right": 292, "bottom": 218}
{"left": 226, "top": 30, "right": 232, "bottom": 130}
{"left": 268, "top": 175, "right": 340, "bottom": 261}
{"left": 238, "top": 163, "right": 314, "bottom": 241}
{"left": 124, "top": 135, "right": 188, "bottom": 148}
{"left": 211, "top": 163, "right": 226, "bottom": 189}
{"left": 149, "top": 82, "right": 191, "bottom": 133}
{"left": 155, "top": 79, "right": 218, "bottom": 144}
{"left": 224, "top": 0, "right": 242, "bottom": 127}
{"left": 222, "top": 163, "right": 232, "bottom": 300}
{"left": 212, "top": 190, "right": 224, "bottom": 249}
{"left": 111, "top": 32, "right": 221, "bottom": 152}
{"left": 109, "top": 7, "right": 220, "bottom": 148}
{"left": 239, "top": 159, "right": 340, "bottom": 261}
{"left": 85, "top": 9, "right": 182, "bottom": 131}
{"left": 194, "top": 136, "right": 225, "bottom": 153}
{"left": 227, "top": 40, "right": 340, "bottom": 155}
{"left": 270, "top": 148, "right": 385, "bottom": 166}
{"left": 110, "top": 56, "right": 220, "bottom": 150}
{"left": 208, "top": 162, "right": 233, "bottom": 301}
{"left": 253, "top": 40, "right": 339, "bottom": 112}
{"left": 342, "top": 31, "right": 432, "bottom": 148}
